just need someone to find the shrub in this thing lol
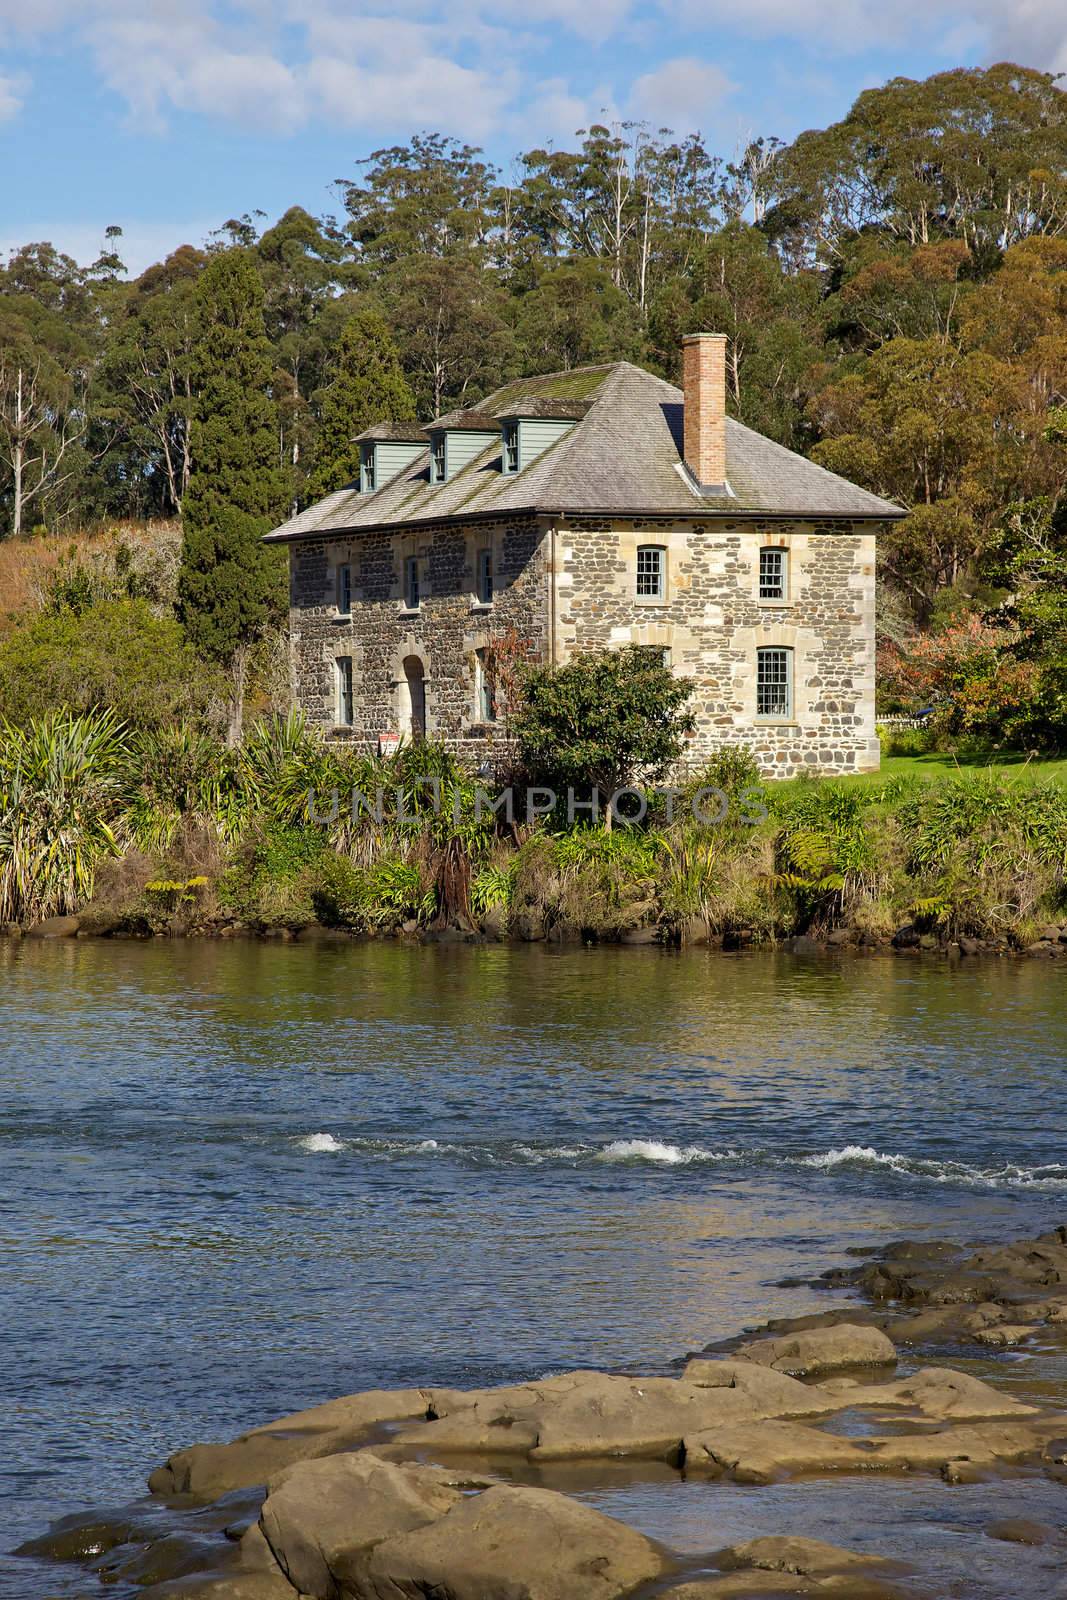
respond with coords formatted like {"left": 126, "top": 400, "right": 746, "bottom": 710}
{"left": 0, "top": 709, "right": 129, "bottom": 922}
{"left": 0, "top": 599, "right": 225, "bottom": 729}
{"left": 512, "top": 646, "right": 695, "bottom": 802}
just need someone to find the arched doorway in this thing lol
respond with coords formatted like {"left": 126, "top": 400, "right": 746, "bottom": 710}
{"left": 399, "top": 655, "right": 426, "bottom": 741}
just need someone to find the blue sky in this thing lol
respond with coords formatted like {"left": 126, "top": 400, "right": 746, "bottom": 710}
{"left": 0, "top": 0, "right": 1060, "bottom": 275}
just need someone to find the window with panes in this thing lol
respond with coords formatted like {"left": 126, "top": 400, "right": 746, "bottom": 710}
{"left": 756, "top": 647, "right": 792, "bottom": 719}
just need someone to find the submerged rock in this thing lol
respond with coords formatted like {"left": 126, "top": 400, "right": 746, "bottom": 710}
{"left": 684, "top": 1416, "right": 1059, "bottom": 1484}
{"left": 149, "top": 1389, "right": 434, "bottom": 1498}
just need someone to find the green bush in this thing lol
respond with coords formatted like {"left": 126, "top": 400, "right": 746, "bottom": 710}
{"left": 0, "top": 599, "right": 224, "bottom": 729}
{"left": 512, "top": 645, "right": 695, "bottom": 802}
{"left": 218, "top": 823, "right": 326, "bottom": 929}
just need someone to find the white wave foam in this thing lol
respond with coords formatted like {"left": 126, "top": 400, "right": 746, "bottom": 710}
{"left": 800, "top": 1145, "right": 1067, "bottom": 1188}
{"left": 298, "top": 1132, "right": 344, "bottom": 1153}
{"left": 598, "top": 1138, "right": 705, "bottom": 1165}
{"left": 415, "top": 1139, "right": 439, "bottom": 1152}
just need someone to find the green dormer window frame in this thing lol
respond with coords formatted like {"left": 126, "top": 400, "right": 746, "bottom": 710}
{"left": 502, "top": 420, "right": 519, "bottom": 474}
{"left": 430, "top": 434, "right": 446, "bottom": 483}
{"left": 360, "top": 445, "right": 376, "bottom": 493}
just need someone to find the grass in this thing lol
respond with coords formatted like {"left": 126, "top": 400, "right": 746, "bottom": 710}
{"left": 856, "top": 751, "right": 1067, "bottom": 789}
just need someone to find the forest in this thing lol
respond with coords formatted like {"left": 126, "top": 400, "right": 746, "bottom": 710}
{"left": 0, "top": 61, "right": 1065, "bottom": 747}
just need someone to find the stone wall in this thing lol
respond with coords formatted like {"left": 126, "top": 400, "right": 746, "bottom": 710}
{"left": 288, "top": 513, "right": 549, "bottom": 758}
{"left": 552, "top": 518, "right": 880, "bottom": 776}
{"left": 288, "top": 513, "right": 881, "bottom": 777}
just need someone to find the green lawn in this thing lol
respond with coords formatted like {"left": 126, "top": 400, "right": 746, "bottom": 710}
{"left": 861, "top": 750, "right": 1067, "bottom": 787}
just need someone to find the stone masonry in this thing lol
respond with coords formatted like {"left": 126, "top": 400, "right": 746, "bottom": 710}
{"left": 290, "top": 511, "right": 878, "bottom": 778}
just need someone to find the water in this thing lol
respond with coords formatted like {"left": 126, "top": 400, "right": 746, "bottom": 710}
{"left": 1, "top": 938, "right": 1065, "bottom": 1596}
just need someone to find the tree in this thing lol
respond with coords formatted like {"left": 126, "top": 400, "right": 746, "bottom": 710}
{"left": 177, "top": 251, "right": 290, "bottom": 734}
{"left": 809, "top": 337, "right": 1009, "bottom": 616}
{"left": 514, "top": 261, "right": 643, "bottom": 374}
{"left": 512, "top": 646, "right": 695, "bottom": 809}
{"left": 0, "top": 599, "right": 223, "bottom": 728}
{"left": 99, "top": 246, "right": 206, "bottom": 516}
{"left": 386, "top": 256, "right": 515, "bottom": 415}
{"left": 766, "top": 66, "right": 1067, "bottom": 267}
{"left": 338, "top": 135, "right": 498, "bottom": 268}
{"left": 309, "top": 310, "right": 416, "bottom": 496}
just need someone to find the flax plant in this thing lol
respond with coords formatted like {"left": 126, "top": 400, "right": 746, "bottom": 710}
{"left": 0, "top": 710, "right": 129, "bottom": 923}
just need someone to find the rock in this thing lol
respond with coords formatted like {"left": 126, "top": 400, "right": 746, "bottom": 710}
{"left": 985, "top": 1519, "right": 1053, "bottom": 1545}
{"left": 656, "top": 1579, "right": 812, "bottom": 1596}
{"left": 720, "top": 1535, "right": 892, "bottom": 1580}
{"left": 684, "top": 1419, "right": 866, "bottom": 1483}
{"left": 392, "top": 1368, "right": 834, "bottom": 1465}
{"left": 790, "top": 934, "right": 824, "bottom": 955}
{"left": 149, "top": 1389, "right": 435, "bottom": 1498}
{"left": 959, "top": 936, "right": 980, "bottom": 955}
{"left": 974, "top": 1324, "right": 1037, "bottom": 1346}
{"left": 891, "top": 924, "right": 919, "bottom": 948}
{"left": 258, "top": 1451, "right": 469, "bottom": 1599}
{"left": 137, "top": 1574, "right": 298, "bottom": 1598}
{"left": 358, "top": 1482, "right": 668, "bottom": 1600}
{"left": 25, "top": 913, "right": 80, "bottom": 938}
{"left": 735, "top": 1323, "right": 896, "bottom": 1377}
{"left": 0, "top": 921, "right": 22, "bottom": 937}
{"left": 684, "top": 1417, "right": 1053, "bottom": 1484}
{"left": 825, "top": 928, "right": 854, "bottom": 946}
{"left": 683, "top": 1360, "right": 837, "bottom": 1415}
{"left": 814, "top": 1366, "right": 1038, "bottom": 1421}
{"left": 619, "top": 924, "right": 661, "bottom": 944}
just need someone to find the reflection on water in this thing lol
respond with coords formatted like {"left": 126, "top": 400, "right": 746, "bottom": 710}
{"left": 1, "top": 938, "right": 1065, "bottom": 1593}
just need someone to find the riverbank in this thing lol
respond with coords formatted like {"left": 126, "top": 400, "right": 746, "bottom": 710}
{"left": 3, "top": 713, "right": 1066, "bottom": 957}
{"left": 20, "top": 1220, "right": 1067, "bottom": 1599}
{"left": 8, "top": 908, "right": 1067, "bottom": 960}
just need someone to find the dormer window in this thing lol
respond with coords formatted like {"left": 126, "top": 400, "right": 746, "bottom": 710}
{"left": 353, "top": 425, "right": 427, "bottom": 493}
{"left": 430, "top": 434, "right": 446, "bottom": 483}
{"left": 502, "top": 420, "right": 519, "bottom": 474}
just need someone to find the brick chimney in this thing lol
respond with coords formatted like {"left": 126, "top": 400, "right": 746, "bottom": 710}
{"left": 681, "top": 333, "right": 728, "bottom": 491}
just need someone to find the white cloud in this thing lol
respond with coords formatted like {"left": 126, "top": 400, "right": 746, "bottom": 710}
{"left": 305, "top": 53, "right": 516, "bottom": 140}
{"left": 628, "top": 57, "right": 735, "bottom": 130}
{"left": 0, "top": 66, "right": 25, "bottom": 120}
{"left": 665, "top": 0, "right": 1067, "bottom": 65}
{"left": 3, "top": 0, "right": 1066, "bottom": 153}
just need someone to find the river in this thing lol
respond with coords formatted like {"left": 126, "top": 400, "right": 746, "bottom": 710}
{"left": 1, "top": 937, "right": 1065, "bottom": 1596}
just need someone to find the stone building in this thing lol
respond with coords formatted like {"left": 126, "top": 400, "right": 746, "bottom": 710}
{"left": 265, "top": 335, "right": 904, "bottom": 776}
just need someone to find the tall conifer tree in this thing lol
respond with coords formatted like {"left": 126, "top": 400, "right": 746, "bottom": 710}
{"left": 310, "top": 310, "right": 416, "bottom": 496}
{"left": 177, "top": 252, "right": 289, "bottom": 699}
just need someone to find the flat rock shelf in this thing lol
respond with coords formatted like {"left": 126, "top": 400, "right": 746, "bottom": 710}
{"left": 19, "top": 1225, "right": 1067, "bottom": 1600}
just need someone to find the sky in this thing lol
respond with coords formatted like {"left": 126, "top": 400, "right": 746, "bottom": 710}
{"left": 0, "top": 0, "right": 1063, "bottom": 277}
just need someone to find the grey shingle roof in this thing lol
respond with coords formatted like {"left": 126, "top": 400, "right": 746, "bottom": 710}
{"left": 426, "top": 408, "right": 499, "bottom": 431}
{"left": 353, "top": 422, "right": 428, "bottom": 442}
{"left": 265, "top": 361, "right": 904, "bottom": 542}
